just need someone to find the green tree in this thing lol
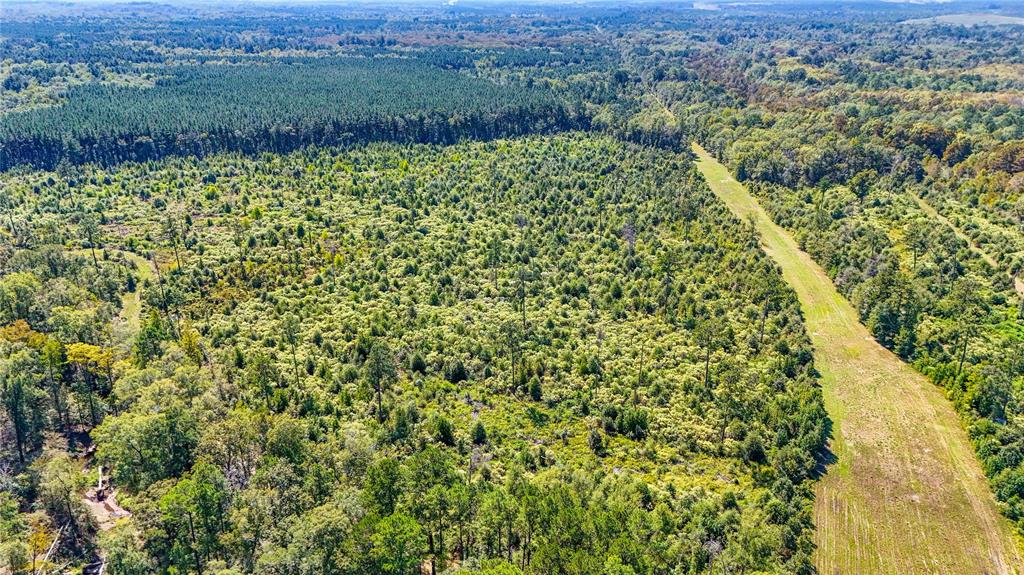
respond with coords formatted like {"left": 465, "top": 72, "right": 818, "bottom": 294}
{"left": 848, "top": 170, "right": 876, "bottom": 204}
{"left": 94, "top": 399, "right": 198, "bottom": 491}
{"left": 434, "top": 415, "right": 455, "bottom": 446}
{"left": 371, "top": 513, "right": 426, "bottom": 575}
{"left": 499, "top": 320, "right": 524, "bottom": 392}
{"left": 256, "top": 491, "right": 365, "bottom": 575}
{"left": 0, "top": 272, "right": 40, "bottom": 324}
{"left": 364, "top": 340, "right": 398, "bottom": 422}
{"left": 245, "top": 350, "right": 280, "bottom": 406}
{"left": 366, "top": 459, "right": 402, "bottom": 515}
{"left": 1, "top": 370, "right": 33, "bottom": 464}
{"left": 756, "top": 272, "right": 784, "bottom": 347}
{"left": 163, "top": 211, "right": 183, "bottom": 269}
{"left": 695, "top": 312, "right": 727, "bottom": 386}
{"left": 34, "top": 452, "right": 89, "bottom": 548}
{"left": 472, "top": 421, "right": 488, "bottom": 445}
{"left": 282, "top": 314, "right": 301, "bottom": 386}
{"left": 100, "top": 523, "right": 154, "bottom": 575}
{"left": 904, "top": 219, "right": 931, "bottom": 271}
{"left": 1, "top": 349, "right": 45, "bottom": 463}
{"left": 159, "top": 461, "right": 230, "bottom": 574}
{"left": 404, "top": 448, "right": 456, "bottom": 575}
{"left": 588, "top": 427, "right": 605, "bottom": 456}
{"left": 41, "top": 339, "right": 70, "bottom": 442}
{"left": 134, "top": 311, "right": 167, "bottom": 367}
{"left": 947, "top": 277, "right": 985, "bottom": 381}
{"left": 79, "top": 212, "right": 101, "bottom": 267}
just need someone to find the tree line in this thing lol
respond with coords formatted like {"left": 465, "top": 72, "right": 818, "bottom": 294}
{"left": 0, "top": 58, "right": 585, "bottom": 171}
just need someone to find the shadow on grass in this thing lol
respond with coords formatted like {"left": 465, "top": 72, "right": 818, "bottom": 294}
{"left": 811, "top": 414, "right": 837, "bottom": 481}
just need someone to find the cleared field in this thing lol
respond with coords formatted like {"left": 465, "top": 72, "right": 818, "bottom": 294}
{"left": 693, "top": 143, "right": 1023, "bottom": 575}
{"left": 902, "top": 13, "right": 1024, "bottom": 26}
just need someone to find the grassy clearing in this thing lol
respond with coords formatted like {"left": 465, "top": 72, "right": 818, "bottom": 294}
{"left": 71, "top": 248, "right": 157, "bottom": 346}
{"left": 902, "top": 13, "right": 1024, "bottom": 26}
{"left": 114, "top": 250, "right": 156, "bottom": 339}
{"left": 693, "top": 143, "right": 1023, "bottom": 575}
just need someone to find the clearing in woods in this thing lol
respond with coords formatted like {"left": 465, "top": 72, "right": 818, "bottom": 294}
{"left": 113, "top": 250, "right": 158, "bottom": 341}
{"left": 901, "top": 13, "right": 1024, "bottom": 27}
{"left": 70, "top": 248, "right": 157, "bottom": 345}
{"left": 692, "top": 143, "right": 1023, "bottom": 575}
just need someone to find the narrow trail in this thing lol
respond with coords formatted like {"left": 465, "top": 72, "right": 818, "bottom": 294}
{"left": 70, "top": 248, "right": 157, "bottom": 346}
{"left": 112, "top": 250, "right": 157, "bottom": 344}
{"left": 73, "top": 249, "right": 155, "bottom": 533}
{"left": 692, "top": 143, "right": 1022, "bottom": 575}
{"left": 914, "top": 196, "right": 1024, "bottom": 297}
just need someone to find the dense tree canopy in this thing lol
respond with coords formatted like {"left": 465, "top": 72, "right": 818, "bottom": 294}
{"left": 0, "top": 58, "right": 581, "bottom": 170}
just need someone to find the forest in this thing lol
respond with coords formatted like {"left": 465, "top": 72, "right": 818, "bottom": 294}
{"left": 0, "top": 59, "right": 580, "bottom": 170}
{"left": 2, "top": 1, "right": 1024, "bottom": 574}
{"left": 1, "top": 134, "right": 824, "bottom": 574}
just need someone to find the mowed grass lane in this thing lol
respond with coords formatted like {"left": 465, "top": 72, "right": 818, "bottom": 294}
{"left": 692, "top": 143, "right": 1022, "bottom": 575}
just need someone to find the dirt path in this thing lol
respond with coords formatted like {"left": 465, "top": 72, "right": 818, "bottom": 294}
{"left": 88, "top": 251, "right": 153, "bottom": 530}
{"left": 83, "top": 485, "right": 130, "bottom": 532}
{"left": 69, "top": 249, "right": 153, "bottom": 532}
{"left": 693, "top": 143, "right": 1022, "bottom": 575}
{"left": 914, "top": 196, "right": 1024, "bottom": 297}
